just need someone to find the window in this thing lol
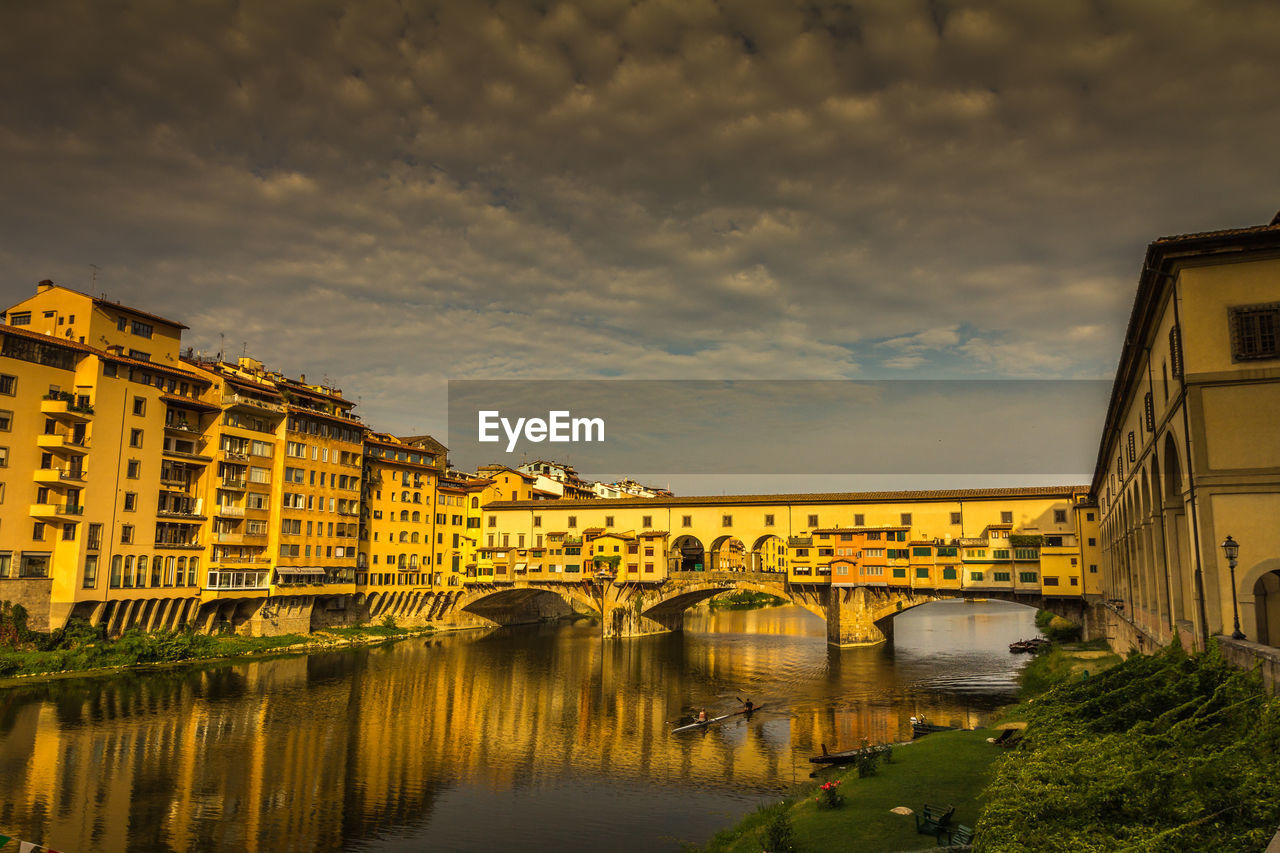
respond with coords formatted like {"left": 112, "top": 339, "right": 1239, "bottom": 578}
{"left": 1229, "top": 303, "right": 1279, "bottom": 361}
{"left": 567, "top": 516, "right": 577, "bottom": 528}
{"left": 604, "top": 516, "right": 614, "bottom": 527}
{"left": 1127, "top": 431, "right": 1136, "bottom": 463}
{"left": 0, "top": 446, "right": 7, "bottom": 467}
{"left": 993, "top": 549, "right": 1010, "bottom": 559}
{"left": 1144, "top": 391, "right": 1155, "bottom": 432}
{"left": 126, "top": 459, "right": 140, "bottom": 478}
{"left": 62, "top": 523, "right": 76, "bottom": 541}
{"left": 9, "top": 312, "right": 31, "bottom": 326}
{"left": 1054, "top": 509, "right": 1067, "bottom": 524}
{"left": 854, "top": 513, "right": 864, "bottom": 526}
{"left": 942, "top": 567, "right": 957, "bottom": 580}
{"left": 994, "top": 571, "right": 1011, "bottom": 582}
{"left": 87, "top": 523, "right": 102, "bottom": 550}
{"left": 682, "top": 515, "right": 692, "bottom": 527}
{"left": 121, "top": 524, "right": 134, "bottom": 544}
{"left": 130, "top": 428, "right": 143, "bottom": 447}
{"left": 123, "top": 492, "right": 137, "bottom": 511}
{"left": 1014, "top": 548, "right": 1038, "bottom": 560}
{"left": 900, "top": 513, "right": 912, "bottom": 526}
{"left": 969, "top": 571, "right": 984, "bottom": 582}
{"left": 0, "top": 409, "right": 10, "bottom": 431}
{"left": 32, "top": 522, "right": 45, "bottom": 540}
{"left": 1088, "top": 537, "right": 1097, "bottom": 546}
{"left": 1090, "top": 564, "right": 1098, "bottom": 573}
{"left": 764, "top": 514, "right": 774, "bottom": 526}
{"left": 19, "top": 553, "right": 50, "bottom": 578}
{"left": 915, "top": 567, "right": 929, "bottom": 579}
{"left": 950, "top": 512, "right": 962, "bottom": 525}
{"left": 912, "top": 546, "right": 931, "bottom": 557}
{"left": 133, "top": 396, "right": 146, "bottom": 416}
{"left": 130, "top": 319, "right": 154, "bottom": 338}
{"left": 0, "top": 374, "right": 14, "bottom": 395}
{"left": 1001, "top": 511, "right": 1013, "bottom": 524}
{"left": 532, "top": 516, "right": 542, "bottom": 528}
{"left": 1019, "top": 571, "right": 1038, "bottom": 584}
{"left": 642, "top": 515, "right": 652, "bottom": 528}
{"left": 722, "top": 514, "right": 733, "bottom": 527}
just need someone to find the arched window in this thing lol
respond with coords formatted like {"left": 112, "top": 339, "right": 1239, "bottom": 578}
{"left": 170, "top": 556, "right": 181, "bottom": 586}
{"left": 411, "top": 532, "right": 419, "bottom": 543}
{"left": 400, "top": 510, "right": 409, "bottom": 521}
{"left": 413, "top": 491, "right": 422, "bottom": 503}
{"left": 409, "top": 555, "right": 418, "bottom": 568}
{"left": 189, "top": 557, "right": 199, "bottom": 586}
{"left": 402, "top": 491, "right": 410, "bottom": 502}
{"left": 471, "top": 497, "right": 479, "bottom": 508}
{"left": 137, "top": 555, "right": 149, "bottom": 588}
{"left": 110, "top": 555, "right": 123, "bottom": 588}
{"left": 398, "top": 554, "right": 407, "bottom": 569}
{"left": 399, "top": 531, "right": 408, "bottom": 543}
{"left": 124, "top": 556, "right": 135, "bottom": 588}
{"left": 411, "top": 511, "right": 420, "bottom": 523}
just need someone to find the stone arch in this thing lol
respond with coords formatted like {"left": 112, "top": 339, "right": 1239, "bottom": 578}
{"left": 708, "top": 535, "right": 747, "bottom": 571}
{"left": 1245, "top": 560, "right": 1280, "bottom": 647}
{"left": 751, "top": 534, "right": 787, "bottom": 573}
{"left": 669, "top": 535, "right": 705, "bottom": 572}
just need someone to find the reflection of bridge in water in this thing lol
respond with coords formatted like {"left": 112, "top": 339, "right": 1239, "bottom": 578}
{"left": 450, "top": 569, "right": 1087, "bottom": 646}
{"left": 0, "top": 603, "right": 1030, "bottom": 852}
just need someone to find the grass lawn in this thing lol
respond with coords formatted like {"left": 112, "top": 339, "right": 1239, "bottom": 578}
{"left": 697, "top": 729, "right": 1004, "bottom": 852}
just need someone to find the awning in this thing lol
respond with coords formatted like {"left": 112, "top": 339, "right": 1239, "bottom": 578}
{"left": 276, "top": 567, "right": 326, "bottom": 578}
{"left": 514, "top": 562, "right": 528, "bottom": 571}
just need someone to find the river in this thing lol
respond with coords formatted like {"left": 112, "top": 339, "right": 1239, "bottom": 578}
{"left": 0, "top": 599, "right": 1035, "bottom": 852}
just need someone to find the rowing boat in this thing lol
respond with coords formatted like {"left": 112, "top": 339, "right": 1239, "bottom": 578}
{"left": 671, "top": 705, "right": 765, "bottom": 733}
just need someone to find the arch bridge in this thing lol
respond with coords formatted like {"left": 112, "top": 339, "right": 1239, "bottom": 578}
{"left": 440, "top": 572, "right": 1087, "bottom": 646}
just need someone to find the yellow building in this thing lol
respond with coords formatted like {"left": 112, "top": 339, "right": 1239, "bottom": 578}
{"left": 358, "top": 432, "right": 443, "bottom": 595}
{"left": 1, "top": 282, "right": 214, "bottom": 633}
{"left": 1093, "top": 213, "right": 1280, "bottom": 660}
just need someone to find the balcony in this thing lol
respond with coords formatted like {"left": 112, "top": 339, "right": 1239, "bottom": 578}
{"left": 220, "top": 478, "right": 247, "bottom": 490}
{"left": 788, "top": 536, "right": 814, "bottom": 547}
{"left": 162, "top": 446, "right": 212, "bottom": 463}
{"left": 30, "top": 503, "right": 83, "bottom": 521}
{"left": 37, "top": 433, "right": 89, "bottom": 454}
{"left": 217, "top": 505, "right": 246, "bottom": 518}
{"left": 221, "top": 449, "right": 250, "bottom": 461}
{"left": 204, "top": 570, "right": 271, "bottom": 591}
{"left": 41, "top": 398, "right": 93, "bottom": 421}
{"left": 155, "top": 540, "right": 202, "bottom": 550}
{"left": 215, "top": 555, "right": 268, "bottom": 565}
{"left": 223, "top": 392, "right": 286, "bottom": 414}
{"left": 34, "top": 467, "right": 87, "bottom": 486}
{"left": 216, "top": 532, "right": 244, "bottom": 545}
{"left": 157, "top": 509, "right": 206, "bottom": 521}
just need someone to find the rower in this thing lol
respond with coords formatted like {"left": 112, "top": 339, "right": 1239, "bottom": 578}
{"left": 697, "top": 709, "right": 708, "bottom": 722}
{"left": 742, "top": 698, "right": 754, "bottom": 714}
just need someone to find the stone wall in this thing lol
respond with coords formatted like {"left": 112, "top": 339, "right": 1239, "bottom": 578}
{"left": 0, "top": 579, "right": 54, "bottom": 632}
{"left": 1217, "top": 636, "right": 1280, "bottom": 695}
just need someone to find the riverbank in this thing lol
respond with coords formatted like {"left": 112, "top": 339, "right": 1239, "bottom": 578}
{"left": 0, "top": 621, "right": 458, "bottom": 686}
{"left": 693, "top": 729, "right": 1001, "bottom": 852}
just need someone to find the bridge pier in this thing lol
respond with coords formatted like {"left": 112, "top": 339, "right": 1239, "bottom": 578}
{"left": 826, "top": 586, "right": 890, "bottom": 647}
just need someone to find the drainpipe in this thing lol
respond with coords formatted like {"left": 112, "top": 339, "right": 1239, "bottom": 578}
{"left": 1146, "top": 346, "right": 1174, "bottom": 633}
{"left": 1170, "top": 277, "right": 1211, "bottom": 648}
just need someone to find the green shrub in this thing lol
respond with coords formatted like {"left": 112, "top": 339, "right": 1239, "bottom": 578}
{"left": 381, "top": 614, "right": 398, "bottom": 630}
{"left": 760, "top": 807, "right": 797, "bottom": 853}
{"left": 1043, "top": 615, "right": 1082, "bottom": 643}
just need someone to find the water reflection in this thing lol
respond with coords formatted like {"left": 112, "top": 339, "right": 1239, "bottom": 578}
{"left": 0, "top": 600, "right": 1034, "bottom": 852}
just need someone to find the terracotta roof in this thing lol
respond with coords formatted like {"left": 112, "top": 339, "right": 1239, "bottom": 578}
{"left": 400, "top": 434, "right": 448, "bottom": 455}
{"left": 162, "top": 393, "right": 219, "bottom": 412}
{"left": 0, "top": 325, "right": 202, "bottom": 385}
{"left": 286, "top": 404, "right": 365, "bottom": 430}
{"left": 485, "top": 485, "right": 1088, "bottom": 510}
{"left": 90, "top": 294, "right": 189, "bottom": 330}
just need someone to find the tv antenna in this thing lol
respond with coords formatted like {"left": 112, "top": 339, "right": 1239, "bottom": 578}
{"left": 89, "top": 264, "right": 100, "bottom": 290}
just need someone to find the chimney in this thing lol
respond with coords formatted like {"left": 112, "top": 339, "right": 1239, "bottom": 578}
{"left": 37, "top": 279, "right": 54, "bottom": 292}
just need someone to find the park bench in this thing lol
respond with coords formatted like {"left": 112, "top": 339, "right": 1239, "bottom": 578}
{"left": 946, "top": 824, "right": 975, "bottom": 845}
{"left": 914, "top": 803, "right": 955, "bottom": 839}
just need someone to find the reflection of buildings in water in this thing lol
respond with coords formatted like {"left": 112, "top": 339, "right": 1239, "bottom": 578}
{"left": 0, "top": 607, "right": 1031, "bottom": 851}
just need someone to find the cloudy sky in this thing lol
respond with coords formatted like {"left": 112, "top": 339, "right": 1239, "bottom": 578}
{"left": 3, "top": 0, "right": 1279, "bottom": 489}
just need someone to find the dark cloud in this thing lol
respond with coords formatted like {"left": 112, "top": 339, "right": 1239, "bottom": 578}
{"left": 3, "top": 0, "right": 1280, "bottom": 447}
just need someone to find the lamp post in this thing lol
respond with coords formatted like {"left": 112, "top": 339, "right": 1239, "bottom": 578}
{"left": 1220, "top": 535, "right": 1246, "bottom": 640}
